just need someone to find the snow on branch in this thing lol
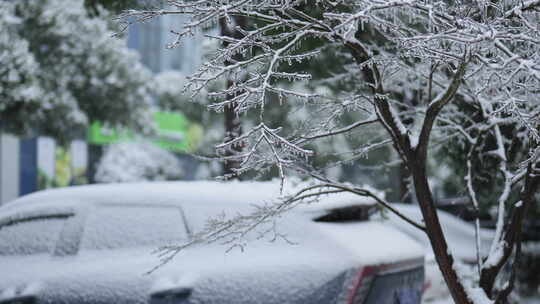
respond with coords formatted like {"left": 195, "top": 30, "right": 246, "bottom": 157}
{"left": 149, "top": 180, "right": 424, "bottom": 273}
{"left": 120, "top": 1, "right": 540, "bottom": 301}
{"left": 215, "top": 123, "right": 314, "bottom": 186}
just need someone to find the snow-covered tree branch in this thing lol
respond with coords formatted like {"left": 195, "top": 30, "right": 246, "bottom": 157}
{"left": 120, "top": 1, "right": 540, "bottom": 303}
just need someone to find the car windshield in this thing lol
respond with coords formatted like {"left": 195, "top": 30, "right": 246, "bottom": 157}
{"left": 80, "top": 205, "right": 188, "bottom": 251}
{"left": 0, "top": 215, "right": 67, "bottom": 256}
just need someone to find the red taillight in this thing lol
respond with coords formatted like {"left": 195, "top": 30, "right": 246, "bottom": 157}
{"left": 337, "top": 259, "right": 424, "bottom": 304}
{"left": 346, "top": 266, "right": 378, "bottom": 304}
{"left": 334, "top": 266, "right": 377, "bottom": 304}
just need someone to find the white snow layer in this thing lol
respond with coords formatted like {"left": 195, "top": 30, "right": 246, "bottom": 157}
{"left": 94, "top": 141, "right": 184, "bottom": 183}
{"left": 0, "top": 181, "right": 425, "bottom": 304}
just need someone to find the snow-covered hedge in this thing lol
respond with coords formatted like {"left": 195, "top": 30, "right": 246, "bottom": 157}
{"left": 95, "top": 142, "right": 183, "bottom": 183}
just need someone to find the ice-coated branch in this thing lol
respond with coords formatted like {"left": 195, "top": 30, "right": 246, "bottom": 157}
{"left": 480, "top": 161, "right": 540, "bottom": 296}
{"left": 464, "top": 139, "right": 482, "bottom": 275}
{"left": 120, "top": 1, "right": 540, "bottom": 302}
{"left": 150, "top": 179, "right": 426, "bottom": 272}
{"left": 297, "top": 117, "right": 379, "bottom": 144}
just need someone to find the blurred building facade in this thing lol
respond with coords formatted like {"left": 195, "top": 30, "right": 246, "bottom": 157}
{"left": 128, "top": 15, "right": 203, "bottom": 75}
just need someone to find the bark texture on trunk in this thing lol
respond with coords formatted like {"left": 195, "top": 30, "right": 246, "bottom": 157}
{"left": 408, "top": 153, "right": 474, "bottom": 304}
{"left": 223, "top": 80, "right": 242, "bottom": 176}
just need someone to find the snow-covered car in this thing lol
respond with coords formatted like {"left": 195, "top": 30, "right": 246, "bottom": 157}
{"left": 379, "top": 204, "right": 495, "bottom": 302}
{"left": 0, "top": 181, "right": 425, "bottom": 304}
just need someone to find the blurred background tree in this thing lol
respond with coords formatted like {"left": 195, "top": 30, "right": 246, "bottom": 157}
{"left": 0, "top": 0, "right": 154, "bottom": 141}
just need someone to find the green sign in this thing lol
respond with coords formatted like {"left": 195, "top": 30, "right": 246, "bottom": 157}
{"left": 88, "top": 112, "right": 202, "bottom": 152}
{"left": 88, "top": 121, "right": 132, "bottom": 145}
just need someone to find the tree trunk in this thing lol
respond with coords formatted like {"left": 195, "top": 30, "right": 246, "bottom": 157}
{"left": 409, "top": 154, "right": 474, "bottom": 304}
{"left": 346, "top": 30, "right": 474, "bottom": 304}
{"left": 223, "top": 79, "right": 242, "bottom": 176}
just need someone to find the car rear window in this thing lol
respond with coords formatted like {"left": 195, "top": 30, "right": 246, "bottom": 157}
{"left": 0, "top": 216, "right": 67, "bottom": 256}
{"left": 80, "top": 205, "right": 187, "bottom": 251}
{"left": 363, "top": 266, "right": 424, "bottom": 304}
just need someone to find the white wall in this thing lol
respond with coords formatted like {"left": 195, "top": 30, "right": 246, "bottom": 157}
{"left": 0, "top": 134, "right": 20, "bottom": 205}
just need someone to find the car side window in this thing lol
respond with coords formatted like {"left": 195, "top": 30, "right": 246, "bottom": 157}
{"left": 313, "top": 205, "right": 376, "bottom": 222}
{"left": 0, "top": 215, "right": 68, "bottom": 256}
{"left": 80, "top": 205, "right": 187, "bottom": 251}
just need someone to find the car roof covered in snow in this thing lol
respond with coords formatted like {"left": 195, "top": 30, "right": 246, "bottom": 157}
{"left": 3, "top": 181, "right": 277, "bottom": 207}
{"left": 0, "top": 181, "right": 378, "bottom": 219}
{"left": 381, "top": 203, "right": 495, "bottom": 262}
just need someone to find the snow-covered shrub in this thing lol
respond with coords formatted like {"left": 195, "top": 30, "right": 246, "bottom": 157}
{"left": 95, "top": 142, "right": 183, "bottom": 183}
{"left": 153, "top": 71, "right": 188, "bottom": 109}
